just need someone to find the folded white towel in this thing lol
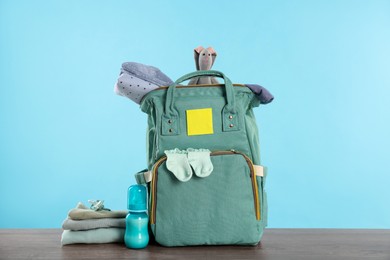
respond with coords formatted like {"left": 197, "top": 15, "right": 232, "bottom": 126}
{"left": 61, "top": 228, "right": 125, "bottom": 245}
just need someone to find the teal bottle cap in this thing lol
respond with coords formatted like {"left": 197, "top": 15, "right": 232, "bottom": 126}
{"left": 128, "top": 184, "right": 147, "bottom": 212}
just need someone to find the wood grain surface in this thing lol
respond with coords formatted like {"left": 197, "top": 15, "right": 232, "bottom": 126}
{"left": 0, "top": 229, "right": 389, "bottom": 259}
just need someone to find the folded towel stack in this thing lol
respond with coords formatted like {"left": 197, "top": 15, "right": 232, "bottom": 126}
{"left": 61, "top": 202, "right": 128, "bottom": 246}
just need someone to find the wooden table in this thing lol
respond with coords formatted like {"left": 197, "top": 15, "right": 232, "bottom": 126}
{"left": 0, "top": 229, "right": 389, "bottom": 259}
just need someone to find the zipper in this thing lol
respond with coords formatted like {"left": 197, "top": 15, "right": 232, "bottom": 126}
{"left": 142, "top": 84, "right": 247, "bottom": 103}
{"left": 150, "top": 155, "right": 167, "bottom": 225}
{"left": 142, "top": 84, "right": 245, "bottom": 104}
{"left": 156, "top": 84, "right": 247, "bottom": 89}
{"left": 150, "top": 150, "right": 261, "bottom": 225}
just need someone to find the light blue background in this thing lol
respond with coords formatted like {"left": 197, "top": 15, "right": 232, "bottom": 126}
{"left": 1, "top": 0, "right": 389, "bottom": 228}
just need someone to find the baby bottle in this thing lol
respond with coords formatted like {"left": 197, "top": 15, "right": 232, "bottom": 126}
{"left": 124, "top": 184, "right": 149, "bottom": 249}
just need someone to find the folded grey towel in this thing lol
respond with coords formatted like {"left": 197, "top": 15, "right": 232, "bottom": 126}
{"left": 62, "top": 217, "right": 126, "bottom": 231}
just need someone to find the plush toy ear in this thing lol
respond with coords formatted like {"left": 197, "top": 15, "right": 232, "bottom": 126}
{"left": 195, "top": 46, "right": 205, "bottom": 54}
{"left": 207, "top": 47, "right": 217, "bottom": 67}
{"left": 206, "top": 47, "right": 216, "bottom": 55}
{"left": 194, "top": 46, "right": 204, "bottom": 71}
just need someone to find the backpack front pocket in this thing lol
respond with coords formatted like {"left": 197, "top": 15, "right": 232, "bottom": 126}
{"left": 150, "top": 150, "right": 262, "bottom": 246}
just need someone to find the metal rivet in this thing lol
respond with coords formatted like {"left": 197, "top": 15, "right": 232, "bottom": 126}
{"left": 168, "top": 128, "right": 173, "bottom": 133}
{"left": 168, "top": 119, "right": 172, "bottom": 124}
{"left": 229, "top": 115, "right": 233, "bottom": 119}
{"left": 229, "top": 124, "right": 234, "bottom": 128}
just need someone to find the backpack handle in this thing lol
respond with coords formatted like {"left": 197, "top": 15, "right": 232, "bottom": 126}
{"left": 174, "top": 70, "right": 231, "bottom": 85}
{"left": 162, "top": 70, "right": 239, "bottom": 136}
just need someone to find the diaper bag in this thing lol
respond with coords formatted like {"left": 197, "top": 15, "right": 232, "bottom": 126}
{"left": 139, "top": 70, "right": 268, "bottom": 246}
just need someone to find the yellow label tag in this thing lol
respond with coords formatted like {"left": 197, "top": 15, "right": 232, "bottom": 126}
{"left": 186, "top": 108, "right": 214, "bottom": 136}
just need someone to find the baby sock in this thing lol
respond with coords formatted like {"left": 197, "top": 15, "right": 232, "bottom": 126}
{"left": 164, "top": 149, "right": 193, "bottom": 182}
{"left": 187, "top": 148, "right": 213, "bottom": 178}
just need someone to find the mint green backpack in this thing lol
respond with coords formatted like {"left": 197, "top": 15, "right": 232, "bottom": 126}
{"left": 139, "top": 70, "right": 268, "bottom": 246}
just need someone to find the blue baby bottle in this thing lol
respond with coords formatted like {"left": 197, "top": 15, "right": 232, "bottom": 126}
{"left": 124, "top": 184, "right": 149, "bottom": 249}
